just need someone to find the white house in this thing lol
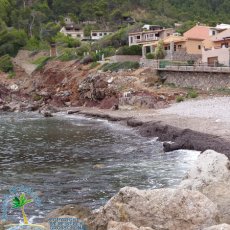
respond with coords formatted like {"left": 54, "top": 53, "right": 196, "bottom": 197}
{"left": 128, "top": 27, "right": 174, "bottom": 46}
{"left": 60, "top": 25, "right": 84, "bottom": 40}
{"left": 91, "top": 30, "right": 113, "bottom": 40}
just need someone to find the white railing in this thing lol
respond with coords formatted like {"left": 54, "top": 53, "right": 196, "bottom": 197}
{"left": 157, "top": 64, "right": 230, "bottom": 73}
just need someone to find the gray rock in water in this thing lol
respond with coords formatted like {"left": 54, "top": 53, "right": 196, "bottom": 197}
{"left": 40, "top": 110, "right": 53, "bottom": 117}
{"left": 89, "top": 187, "right": 220, "bottom": 230}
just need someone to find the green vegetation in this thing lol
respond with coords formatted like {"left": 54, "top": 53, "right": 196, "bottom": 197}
{"left": 101, "top": 61, "right": 140, "bottom": 72}
{"left": 176, "top": 95, "right": 185, "bottom": 103}
{"left": 35, "top": 56, "right": 52, "bottom": 70}
{"left": 187, "top": 89, "right": 199, "bottom": 98}
{"left": 0, "top": 54, "right": 13, "bottom": 73}
{"left": 116, "top": 45, "right": 142, "bottom": 56}
{"left": 12, "top": 193, "right": 33, "bottom": 224}
{"left": 1, "top": 0, "right": 230, "bottom": 59}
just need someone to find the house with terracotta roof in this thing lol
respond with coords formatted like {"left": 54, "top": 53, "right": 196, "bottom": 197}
{"left": 202, "top": 29, "right": 230, "bottom": 66}
{"left": 141, "top": 25, "right": 211, "bottom": 61}
{"left": 183, "top": 25, "right": 210, "bottom": 54}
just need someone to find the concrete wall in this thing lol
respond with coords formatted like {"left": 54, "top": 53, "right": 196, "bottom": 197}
{"left": 159, "top": 70, "right": 230, "bottom": 90}
{"left": 202, "top": 47, "right": 230, "bottom": 66}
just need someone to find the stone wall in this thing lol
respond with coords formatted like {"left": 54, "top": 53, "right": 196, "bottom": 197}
{"left": 139, "top": 58, "right": 159, "bottom": 68}
{"left": 165, "top": 50, "right": 201, "bottom": 62}
{"left": 108, "top": 55, "right": 141, "bottom": 63}
{"left": 159, "top": 70, "right": 230, "bottom": 90}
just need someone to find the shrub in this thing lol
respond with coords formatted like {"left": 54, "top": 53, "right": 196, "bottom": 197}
{"left": 101, "top": 61, "right": 139, "bottom": 72}
{"left": 25, "top": 37, "right": 49, "bottom": 51}
{"left": 55, "top": 33, "right": 81, "bottom": 48}
{"left": 0, "top": 54, "right": 13, "bottom": 73}
{"left": 187, "top": 90, "right": 198, "bottom": 98}
{"left": 116, "top": 45, "right": 142, "bottom": 55}
{"left": 8, "top": 71, "right": 16, "bottom": 79}
{"left": 187, "top": 60, "right": 195, "bottom": 66}
{"left": 0, "top": 29, "right": 28, "bottom": 56}
{"left": 176, "top": 95, "right": 184, "bottom": 102}
{"left": 146, "top": 53, "right": 155, "bottom": 59}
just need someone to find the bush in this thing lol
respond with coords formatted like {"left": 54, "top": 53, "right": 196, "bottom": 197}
{"left": 187, "top": 60, "right": 195, "bottom": 66}
{"left": 0, "top": 29, "right": 28, "bottom": 56}
{"left": 176, "top": 95, "right": 184, "bottom": 103}
{"left": 116, "top": 45, "right": 142, "bottom": 55}
{"left": 0, "top": 54, "right": 13, "bottom": 73}
{"left": 101, "top": 61, "right": 139, "bottom": 72}
{"left": 187, "top": 90, "right": 198, "bottom": 98}
{"left": 25, "top": 37, "right": 49, "bottom": 51}
{"left": 146, "top": 53, "right": 155, "bottom": 59}
{"left": 55, "top": 33, "right": 81, "bottom": 48}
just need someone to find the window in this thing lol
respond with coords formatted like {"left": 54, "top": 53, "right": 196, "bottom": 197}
{"left": 167, "top": 33, "right": 170, "bottom": 37}
{"left": 104, "top": 33, "right": 107, "bottom": 35}
{"left": 198, "top": 45, "right": 201, "bottom": 50}
{"left": 99, "top": 33, "right": 103, "bottom": 36}
{"left": 178, "top": 45, "right": 182, "bottom": 49}
{"left": 212, "top": 31, "right": 216, "bottom": 36}
{"left": 92, "top": 32, "right": 97, "bottom": 36}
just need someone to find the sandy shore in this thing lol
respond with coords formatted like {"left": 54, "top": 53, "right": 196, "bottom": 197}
{"left": 63, "top": 96, "right": 230, "bottom": 157}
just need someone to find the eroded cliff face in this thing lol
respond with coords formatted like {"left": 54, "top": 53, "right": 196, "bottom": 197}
{"left": 0, "top": 55, "right": 186, "bottom": 112}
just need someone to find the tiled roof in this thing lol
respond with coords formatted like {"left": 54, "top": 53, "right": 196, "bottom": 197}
{"left": 184, "top": 25, "right": 210, "bottom": 40}
{"left": 163, "top": 35, "right": 186, "bottom": 44}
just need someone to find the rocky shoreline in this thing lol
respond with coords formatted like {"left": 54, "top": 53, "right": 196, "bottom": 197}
{"left": 64, "top": 107, "right": 230, "bottom": 159}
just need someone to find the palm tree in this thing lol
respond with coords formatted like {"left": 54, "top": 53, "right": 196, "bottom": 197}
{"left": 12, "top": 193, "right": 33, "bottom": 224}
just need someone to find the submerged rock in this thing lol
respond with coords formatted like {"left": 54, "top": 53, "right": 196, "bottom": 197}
{"left": 89, "top": 187, "right": 220, "bottom": 230}
{"left": 180, "top": 150, "right": 230, "bottom": 224}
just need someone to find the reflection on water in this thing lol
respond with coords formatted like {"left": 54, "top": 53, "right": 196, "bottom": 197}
{"left": 0, "top": 112, "right": 199, "bottom": 221}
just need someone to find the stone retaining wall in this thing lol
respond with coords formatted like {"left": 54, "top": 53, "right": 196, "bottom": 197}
{"left": 159, "top": 70, "right": 230, "bottom": 90}
{"left": 108, "top": 55, "right": 141, "bottom": 63}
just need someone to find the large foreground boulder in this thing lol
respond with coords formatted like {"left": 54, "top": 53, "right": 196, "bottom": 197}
{"left": 203, "top": 224, "right": 230, "bottom": 230}
{"left": 89, "top": 187, "right": 220, "bottom": 230}
{"left": 180, "top": 150, "right": 230, "bottom": 224}
{"left": 107, "top": 221, "right": 154, "bottom": 230}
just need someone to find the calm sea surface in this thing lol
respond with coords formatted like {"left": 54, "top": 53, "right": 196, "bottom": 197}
{"left": 0, "top": 112, "right": 199, "bottom": 222}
